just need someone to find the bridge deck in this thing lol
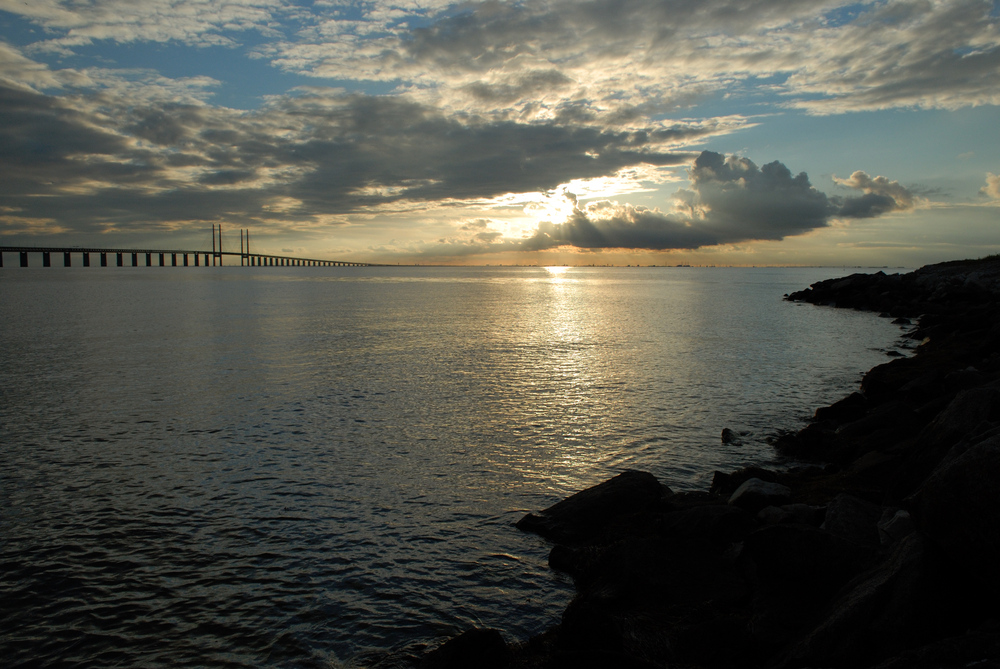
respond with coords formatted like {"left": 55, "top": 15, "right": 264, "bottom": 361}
{"left": 0, "top": 246, "right": 374, "bottom": 267}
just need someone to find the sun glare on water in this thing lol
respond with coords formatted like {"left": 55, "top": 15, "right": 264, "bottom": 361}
{"left": 545, "top": 265, "right": 570, "bottom": 277}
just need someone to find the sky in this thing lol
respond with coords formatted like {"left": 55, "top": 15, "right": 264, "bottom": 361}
{"left": 0, "top": 0, "right": 998, "bottom": 266}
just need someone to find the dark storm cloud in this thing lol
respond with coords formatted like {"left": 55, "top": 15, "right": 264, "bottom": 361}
{"left": 520, "top": 151, "right": 916, "bottom": 251}
{"left": 0, "top": 83, "right": 701, "bottom": 237}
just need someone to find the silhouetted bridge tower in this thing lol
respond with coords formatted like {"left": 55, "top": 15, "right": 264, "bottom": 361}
{"left": 0, "top": 226, "right": 374, "bottom": 268}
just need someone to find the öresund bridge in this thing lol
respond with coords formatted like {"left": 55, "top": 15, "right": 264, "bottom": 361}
{"left": 0, "top": 226, "right": 375, "bottom": 268}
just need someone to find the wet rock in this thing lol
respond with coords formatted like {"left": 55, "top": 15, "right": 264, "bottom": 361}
{"left": 728, "top": 478, "right": 791, "bottom": 513}
{"left": 721, "top": 427, "right": 742, "bottom": 444}
{"left": 516, "top": 470, "right": 665, "bottom": 544}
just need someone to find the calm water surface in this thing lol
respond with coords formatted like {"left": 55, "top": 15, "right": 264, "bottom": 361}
{"left": 0, "top": 266, "right": 908, "bottom": 667}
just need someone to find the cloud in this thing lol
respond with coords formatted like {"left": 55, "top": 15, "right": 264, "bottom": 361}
{"left": 8, "top": 1, "right": 996, "bottom": 125}
{"left": 832, "top": 171, "right": 916, "bottom": 217}
{"left": 4, "top": 0, "right": 284, "bottom": 52}
{"left": 253, "top": 0, "right": 1000, "bottom": 119}
{"left": 0, "top": 80, "right": 701, "bottom": 235}
{"left": 519, "top": 151, "right": 914, "bottom": 252}
{"left": 787, "top": 0, "right": 1000, "bottom": 113}
{"left": 982, "top": 173, "right": 1000, "bottom": 200}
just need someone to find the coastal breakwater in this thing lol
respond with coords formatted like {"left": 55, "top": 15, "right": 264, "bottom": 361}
{"left": 371, "top": 257, "right": 1000, "bottom": 668}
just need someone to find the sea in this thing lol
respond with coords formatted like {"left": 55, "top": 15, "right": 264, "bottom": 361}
{"left": 0, "top": 265, "right": 909, "bottom": 668}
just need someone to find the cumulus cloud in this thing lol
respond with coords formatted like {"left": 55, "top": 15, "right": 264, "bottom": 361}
{"left": 982, "top": 173, "right": 1000, "bottom": 200}
{"left": 832, "top": 171, "right": 916, "bottom": 217}
{"left": 519, "top": 151, "right": 914, "bottom": 252}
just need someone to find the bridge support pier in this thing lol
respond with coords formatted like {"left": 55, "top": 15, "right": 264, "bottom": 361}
{"left": 146, "top": 253, "right": 152, "bottom": 266}
{"left": 117, "top": 252, "right": 123, "bottom": 267}
{"left": 64, "top": 252, "right": 71, "bottom": 267}
{"left": 43, "top": 252, "right": 51, "bottom": 267}
{"left": 171, "top": 253, "right": 177, "bottom": 266}
{"left": 194, "top": 253, "right": 199, "bottom": 266}
{"left": 100, "top": 252, "right": 108, "bottom": 267}
{"left": 131, "top": 253, "right": 137, "bottom": 266}
{"left": 183, "top": 254, "right": 189, "bottom": 266}
{"left": 159, "top": 253, "right": 165, "bottom": 266}
{"left": 20, "top": 251, "right": 28, "bottom": 267}
{"left": 83, "top": 252, "right": 90, "bottom": 267}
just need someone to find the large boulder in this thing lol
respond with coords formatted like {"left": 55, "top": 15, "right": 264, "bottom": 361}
{"left": 912, "top": 434, "right": 1000, "bottom": 596}
{"left": 822, "top": 493, "right": 882, "bottom": 547}
{"left": 814, "top": 391, "right": 869, "bottom": 423}
{"left": 777, "top": 533, "right": 931, "bottom": 667}
{"left": 659, "top": 503, "right": 756, "bottom": 547}
{"left": 728, "top": 478, "right": 791, "bottom": 513}
{"left": 739, "top": 524, "right": 874, "bottom": 649}
{"left": 516, "top": 470, "right": 665, "bottom": 544}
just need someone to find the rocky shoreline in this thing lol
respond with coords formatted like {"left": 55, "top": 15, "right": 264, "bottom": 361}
{"left": 371, "top": 257, "right": 1000, "bottom": 669}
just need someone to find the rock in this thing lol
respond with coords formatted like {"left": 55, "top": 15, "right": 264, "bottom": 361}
{"left": 878, "top": 508, "right": 915, "bottom": 546}
{"left": 516, "top": 470, "right": 665, "bottom": 544}
{"left": 418, "top": 629, "right": 510, "bottom": 669}
{"left": 772, "top": 420, "right": 838, "bottom": 460}
{"left": 757, "top": 503, "right": 822, "bottom": 526}
{"left": 740, "top": 524, "right": 875, "bottom": 649}
{"left": 822, "top": 493, "right": 882, "bottom": 547}
{"left": 659, "top": 503, "right": 756, "bottom": 546}
{"left": 710, "top": 466, "right": 784, "bottom": 497}
{"left": 778, "top": 533, "right": 931, "bottom": 667}
{"left": 721, "top": 427, "right": 740, "bottom": 444}
{"left": 869, "top": 619, "right": 1000, "bottom": 668}
{"left": 813, "top": 391, "right": 868, "bottom": 423}
{"left": 741, "top": 524, "right": 873, "bottom": 588}
{"left": 728, "top": 478, "right": 791, "bottom": 513}
{"left": 912, "top": 434, "right": 1000, "bottom": 596}
{"left": 919, "top": 386, "right": 1000, "bottom": 452}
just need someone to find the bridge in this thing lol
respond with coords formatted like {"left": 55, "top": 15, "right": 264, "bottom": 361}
{"left": 0, "top": 226, "right": 374, "bottom": 268}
